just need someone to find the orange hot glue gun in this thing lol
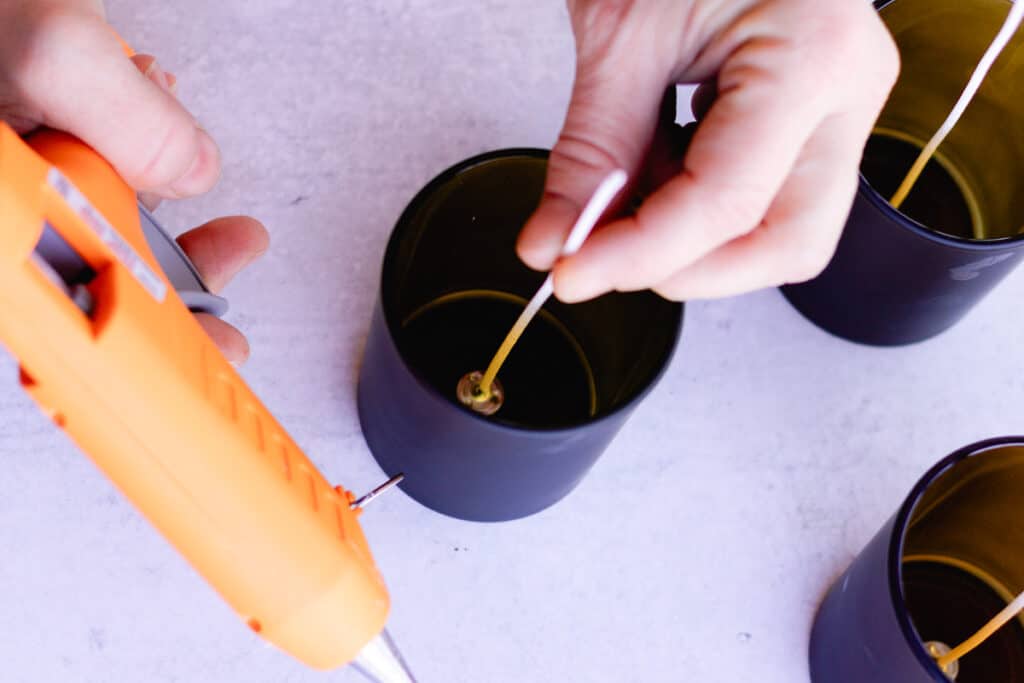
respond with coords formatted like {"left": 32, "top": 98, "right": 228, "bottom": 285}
{"left": 0, "top": 123, "right": 415, "bottom": 682}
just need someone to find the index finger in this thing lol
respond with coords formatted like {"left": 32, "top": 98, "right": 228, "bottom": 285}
{"left": 176, "top": 216, "right": 269, "bottom": 293}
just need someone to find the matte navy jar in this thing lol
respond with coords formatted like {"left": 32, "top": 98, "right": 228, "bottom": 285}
{"left": 357, "top": 149, "right": 683, "bottom": 522}
{"left": 810, "top": 437, "right": 1024, "bottom": 683}
{"left": 783, "top": 0, "right": 1024, "bottom": 345}
{"left": 781, "top": 182, "right": 1024, "bottom": 346}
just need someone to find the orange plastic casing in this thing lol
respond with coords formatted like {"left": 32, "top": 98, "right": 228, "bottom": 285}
{"left": 0, "top": 124, "right": 389, "bottom": 669}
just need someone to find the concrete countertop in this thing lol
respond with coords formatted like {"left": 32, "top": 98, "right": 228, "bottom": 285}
{"left": 1, "top": 2, "right": 1021, "bottom": 681}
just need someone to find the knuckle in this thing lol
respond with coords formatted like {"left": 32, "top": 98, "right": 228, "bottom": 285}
{"left": 789, "top": 1, "right": 873, "bottom": 83}
{"left": 651, "top": 285, "right": 684, "bottom": 302}
{"left": 550, "top": 132, "right": 623, "bottom": 177}
{"left": 699, "top": 191, "right": 766, "bottom": 243}
{"left": 610, "top": 264, "right": 656, "bottom": 293}
{"left": 570, "top": 0, "right": 636, "bottom": 57}
{"left": 130, "top": 118, "right": 198, "bottom": 189}
{"left": 807, "top": 34, "right": 857, "bottom": 82}
{"left": 25, "top": 4, "right": 105, "bottom": 54}
{"left": 875, "top": 29, "right": 902, "bottom": 90}
{"left": 818, "top": 3, "right": 901, "bottom": 92}
{"left": 604, "top": 217, "right": 670, "bottom": 290}
{"left": 10, "top": 5, "right": 106, "bottom": 90}
{"left": 627, "top": 212, "right": 664, "bottom": 259}
{"left": 783, "top": 243, "right": 832, "bottom": 284}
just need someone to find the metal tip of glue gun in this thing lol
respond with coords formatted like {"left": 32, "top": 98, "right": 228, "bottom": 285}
{"left": 353, "top": 628, "right": 417, "bottom": 683}
{"left": 350, "top": 473, "right": 405, "bottom": 511}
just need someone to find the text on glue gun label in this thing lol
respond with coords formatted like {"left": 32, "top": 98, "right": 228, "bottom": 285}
{"left": 47, "top": 168, "right": 168, "bottom": 302}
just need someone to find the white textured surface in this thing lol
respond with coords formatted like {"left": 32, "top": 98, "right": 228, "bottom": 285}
{"left": 1, "top": 2, "right": 1022, "bottom": 682}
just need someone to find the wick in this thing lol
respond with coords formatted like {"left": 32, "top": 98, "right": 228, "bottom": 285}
{"left": 890, "top": 1, "right": 1024, "bottom": 210}
{"left": 933, "top": 586, "right": 1024, "bottom": 671}
{"left": 473, "top": 169, "right": 628, "bottom": 399}
{"left": 476, "top": 278, "right": 555, "bottom": 398}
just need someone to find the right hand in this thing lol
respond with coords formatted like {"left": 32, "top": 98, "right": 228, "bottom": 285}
{"left": 518, "top": 0, "right": 899, "bottom": 303}
{"left": 0, "top": 1, "right": 269, "bottom": 364}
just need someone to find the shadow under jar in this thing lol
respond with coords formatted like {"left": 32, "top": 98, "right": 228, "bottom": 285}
{"left": 810, "top": 437, "right": 1024, "bottom": 683}
{"left": 357, "top": 149, "right": 683, "bottom": 522}
{"left": 782, "top": 0, "right": 1024, "bottom": 346}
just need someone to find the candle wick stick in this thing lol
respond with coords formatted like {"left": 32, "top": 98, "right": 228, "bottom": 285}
{"left": 478, "top": 276, "right": 554, "bottom": 395}
{"left": 935, "top": 587, "right": 1024, "bottom": 670}
{"left": 474, "top": 169, "right": 628, "bottom": 399}
{"left": 890, "top": 0, "right": 1024, "bottom": 211}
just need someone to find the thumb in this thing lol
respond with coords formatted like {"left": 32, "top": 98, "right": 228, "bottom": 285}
{"left": 516, "top": 48, "right": 666, "bottom": 271}
{"left": 23, "top": 10, "right": 219, "bottom": 196}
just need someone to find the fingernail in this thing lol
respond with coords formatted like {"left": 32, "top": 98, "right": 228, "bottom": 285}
{"left": 518, "top": 244, "right": 559, "bottom": 271}
{"left": 144, "top": 60, "right": 172, "bottom": 93}
{"left": 517, "top": 228, "right": 563, "bottom": 271}
{"left": 517, "top": 199, "right": 581, "bottom": 271}
{"left": 555, "top": 283, "right": 594, "bottom": 304}
{"left": 227, "top": 343, "right": 250, "bottom": 366}
{"left": 169, "top": 128, "right": 221, "bottom": 197}
{"left": 166, "top": 72, "right": 179, "bottom": 95}
{"left": 552, "top": 262, "right": 603, "bottom": 303}
{"left": 139, "top": 191, "right": 162, "bottom": 212}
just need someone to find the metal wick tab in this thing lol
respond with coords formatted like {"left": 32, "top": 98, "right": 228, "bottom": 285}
{"left": 456, "top": 371, "right": 504, "bottom": 415}
{"left": 925, "top": 641, "right": 959, "bottom": 681}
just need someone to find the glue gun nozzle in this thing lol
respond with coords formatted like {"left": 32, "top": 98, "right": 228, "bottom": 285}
{"left": 352, "top": 629, "right": 417, "bottom": 683}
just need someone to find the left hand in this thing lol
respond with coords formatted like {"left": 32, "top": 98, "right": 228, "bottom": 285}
{"left": 0, "top": 2, "right": 269, "bottom": 363}
{"left": 127, "top": 56, "right": 268, "bottom": 366}
{"left": 175, "top": 216, "right": 269, "bottom": 365}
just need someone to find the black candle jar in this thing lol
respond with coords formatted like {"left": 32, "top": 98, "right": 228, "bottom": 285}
{"left": 782, "top": 0, "right": 1024, "bottom": 345}
{"left": 810, "top": 437, "right": 1024, "bottom": 683}
{"left": 357, "top": 149, "right": 683, "bottom": 522}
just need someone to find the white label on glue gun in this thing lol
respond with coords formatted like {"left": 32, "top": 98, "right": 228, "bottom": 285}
{"left": 47, "top": 168, "right": 168, "bottom": 303}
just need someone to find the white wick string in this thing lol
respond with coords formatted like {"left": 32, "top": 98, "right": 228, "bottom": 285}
{"left": 476, "top": 169, "right": 628, "bottom": 396}
{"left": 936, "top": 586, "right": 1024, "bottom": 669}
{"left": 891, "top": 0, "right": 1024, "bottom": 209}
